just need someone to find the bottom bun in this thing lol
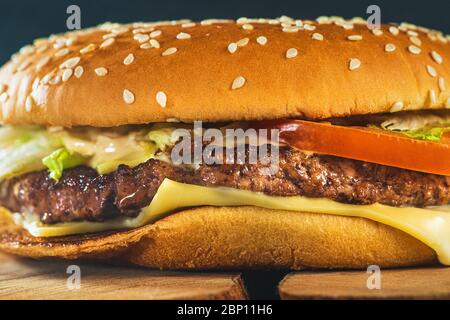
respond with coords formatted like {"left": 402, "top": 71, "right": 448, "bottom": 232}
{"left": 0, "top": 206, "right": 437, "bottom": 269}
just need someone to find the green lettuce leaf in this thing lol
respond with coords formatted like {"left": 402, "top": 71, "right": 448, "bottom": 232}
{"left": 147, "top": 124, "right": 183, "bottom": 151}
{"left": 0, "top": 127, "right": 63, "bottom": 180}
{"left": 401, "top": 127, "right": 449, "bottom": 141}
{"left": 42, "top": 148, "right": 85, "bottom": 180}
{"left": 0, "top": 124, "right": 182, "bottom": 181}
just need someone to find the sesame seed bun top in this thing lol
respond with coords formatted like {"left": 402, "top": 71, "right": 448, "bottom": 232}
{"left": 0, "top": 16, "right": 449, "bottom": 127}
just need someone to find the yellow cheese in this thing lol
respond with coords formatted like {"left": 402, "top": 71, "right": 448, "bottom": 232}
{"left": 12, "top": 179, "right": 450, "bottom": 265}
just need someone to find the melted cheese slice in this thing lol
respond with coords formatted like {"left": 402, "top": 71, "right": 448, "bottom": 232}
{"left": 13, "top": 179, "right": 450, "bottom": 265}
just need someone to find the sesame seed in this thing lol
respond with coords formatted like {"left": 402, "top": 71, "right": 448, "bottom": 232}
{"left": 389, "top": 26, "right": 399, "bottom": 36}
{"left": 53, "top": 39, "right": 65, "bottom": 50}
{"left": 286, "top": 48, "right": 298, "bottom": 59}
{"left": 149, "top": 39, "right": 160, "bottom": 48}
{"left": 17, "top": 61, "right": 31, "bottom": 72}
{"left": 123, "top": 89, "right": 135, "bottom": 104}
{"left": 409, "top": 36, "right": 422, "bottom": 46}
{"left": 156, "top": 91, "right": 167, "bottom": 108}
{"left": 228, "top": 43, "right": 238, "bottom": 53}
{"left": 59, "top": 57, "right": 80, "bottom": 69}
{"left": 312, "top": 33, "right": 324, "bottom": 41}
{"left": 100, "top": 38, "right": 115, "bottom": 48}
{"left": 372, "top": 29, "right": 383, "bottom": 36}
{"left": 36, "top": 57, "right": 50, "bottom": 70}
{"left": 49, "top": 75, "right": 61, "bottom": 85}
{"left": 236, "top": 17, "right": 249, "bottom": 24}
{"left": 36, "top": 45, "right": 49, "bottom": 54}
{"left": 66, "top": 37, "right": 75, "bottom": 46}
{"left": 438, "top": 77, "right": 446, "bottom": 92}
{"left": 103, "top": 33, "right": 117, "bottom": 39}
{"left": 134, "top": 34, "right": 150, "bottom": 43}
{"left": 162, "top": 47, "right": 177, "bottom": 56}
{"left": 124, "top": 53, "right": 135, "bottom": 65}
{"left": 150, "top": 30, "right": 162, "bottom": 38}
{"left": 431, "top": 51, "right": 443, "bottom": 64}
{"left": 242, "top": 23, "right": 254, "bottom": 30}
{"left": 0, "top": 92, "right": 9, "bottom": 103}
{"left": 351, "top": 17, "right": 366, "bottom": 24}
{"left": 166, "top": 118, "right": 180, "bottom": 123}
{"left": 237, "top": 38, "right": 250, "bottom": 47}
{"left": 418, "top": 26, "right": 430, "bottom": 33}
{"left": 80, "top": 44, "right": 96, "bottom": 54}
{"left": 74, "top": 66, "right": 84, "bottom": 78}
{"left": 20, "top": 45, "right": 35, "bottom": 55}
{"left": 407, "top": 30, "right": 419, "bottom": 37}
{"left": 132, "top": 28, "right": 144, "bottom": 35}
{"left": 347, "top": 35, "right": 363, "bottom": 41}
{"left": 408, "top": 45, "right": 421, "bottom": 55}
{"left": 182, "top": 22, "right": 196, "bottom": 28}
{"left": 95, "top": 67, "right": 108, "bottom": 76}
{"left": 279, "top": 16, "right": 293, "bottom": 23}
{"left": 32, "top": 78, "right": 40, "bottom": 91}
{"left": 348, "top": 58, "right": 361, "bottom": 71}
{"left": 176, "top": 32, "right": 191, "bottom": 40}
{"left": 316, "top": 16, "right": 329, "bottom": 24}
{"left": 112, "top": 27, "right": 129, "bottom": 35}
{"left": 304, "top": 24, "right": 316, "bottom": 31}
{"left": 341, "top": 23, "right": 354, "bottom": 30}
{"left": 55, "top": 48, "right": 70, "bottom": 57}
{"left": 25, "top": 95, "right": 34, "bottom": 112}
{"left": 426, "top": 65, "right": 437, "bottom": 77}
{"left": 429, "top": 89, "right": 437, "bottom": 105}
{"left": 282, "top": 26, "right": 299, "bottom": 33}
{"left": 231, "top": 76, "right": 246, "bottom": 90}
{"left": 140, "top": 43, "right": 152, "bottom": 49}
{"left": 62, "top": 69, "right": 73, "bottom": 82}
{"left": 42, "top": 70, "right": 56, "bottom": 84}
{"left": 200, "top": 19, "right": 214, "bottom": 25}
{"left": 390, "top": 101, "right": 404, "bottom": 113}
{"left": 385, "top": 43, "right": 396, "bottom": 52}
{"left": 256, "top": 36, "right": 267, "bottom": 45}
{"left": 428, "top": 33, "right": 437, "bottom": 42}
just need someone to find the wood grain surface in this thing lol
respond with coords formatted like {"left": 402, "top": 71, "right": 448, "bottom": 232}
{"left": 279, "top": 267, "right": 450, "bottom": 300}
{"left": 0, "top": 253, "right": 247, "bottom": 300}
{"left": 4, "top": 251, "right": 450, "bottom": 300}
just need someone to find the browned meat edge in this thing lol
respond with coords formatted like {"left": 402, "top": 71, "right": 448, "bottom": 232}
{"left": 0, "top": 146, "right": 448, "bottom": 224}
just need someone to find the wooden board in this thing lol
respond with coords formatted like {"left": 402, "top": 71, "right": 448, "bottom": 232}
{"left": 279, "top": 267, "right": 450, "bottom": 300}
{"left": 0, "top": 253, "right": 247, "bottom": 300}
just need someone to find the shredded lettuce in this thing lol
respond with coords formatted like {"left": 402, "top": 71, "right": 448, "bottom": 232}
{"left": 0, "top": 127, "right": 62, "bottom": 180}
{"left": 380, "top": 113, "right": 450, "bottom": 131}
{"left": 372, "top": 113, "right": 450, "bottom": 142}
{"left": 147, "top": 124, "right": 185, "bottom": 151}
{"left": 0, "top": 124, "right": 182, "bottom": 180}
{"left": 401, "top": 127, "right": 449, "bottom": 142}
{"left": 42, "top": 148, "right": 86, "bottom": 180}
{"left": 89, "top": 135, "right": 157, "bottom": 174}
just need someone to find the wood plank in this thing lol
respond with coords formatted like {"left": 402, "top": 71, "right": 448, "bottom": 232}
{"left": 0, "top": 253, "right": 247, "bottom": 300}
{"left": 279, "top": 267, "right": 450, "bottom": 300}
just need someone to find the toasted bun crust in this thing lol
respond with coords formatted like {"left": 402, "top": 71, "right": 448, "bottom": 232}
{"left": 0, "top": 206, "right": 436, "bottom": 269}
{"left": 0, "top": 17, "right": 450, "bottom": 127}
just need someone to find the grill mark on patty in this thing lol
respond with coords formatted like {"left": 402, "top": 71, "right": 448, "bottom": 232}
{"left": 0, "top": 146, "right": 448, "bottom": 224}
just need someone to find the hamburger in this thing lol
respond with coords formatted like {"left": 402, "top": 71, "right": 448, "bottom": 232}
{"left": 0, "top": 16, "right": 449, "bottom": 270}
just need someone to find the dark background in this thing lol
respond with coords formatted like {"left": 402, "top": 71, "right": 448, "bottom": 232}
{"left": 1, "top": 0, "right": 449, "bottom": 64}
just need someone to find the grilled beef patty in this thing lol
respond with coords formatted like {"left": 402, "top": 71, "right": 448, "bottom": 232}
{"left": 0, "top": 147, "right": 449, "bottom": 224}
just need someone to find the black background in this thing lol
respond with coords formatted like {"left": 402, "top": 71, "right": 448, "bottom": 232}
{"left": 0, "top": 0, "right": 449, "bottom": 64}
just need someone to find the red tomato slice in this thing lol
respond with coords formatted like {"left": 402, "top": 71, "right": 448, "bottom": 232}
{"left": 248, "top": 120, "right": 450, "bottom": 176}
